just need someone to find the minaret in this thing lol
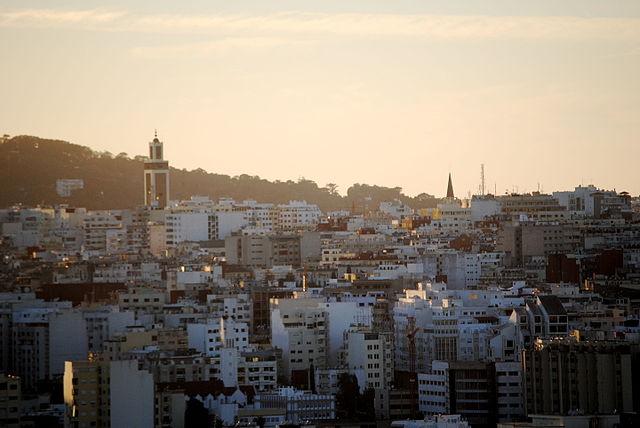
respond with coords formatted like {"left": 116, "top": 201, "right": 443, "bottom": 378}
{"left": 446, "top": 173, "right": 455, "bottom": 199}
{"left": 144, "top": 131, "right": 170, "bottom": 208}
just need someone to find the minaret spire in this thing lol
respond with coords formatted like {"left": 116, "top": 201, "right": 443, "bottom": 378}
{"left": 144, "top": 132, "right": 170, "bottom": 208}
{"left": 446, "top": 173, "right": 455, "bottom": 199}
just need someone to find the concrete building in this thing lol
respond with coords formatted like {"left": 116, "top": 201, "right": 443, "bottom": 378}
{"left": 554, "top": 185, "right": 631, "bottom": 218}
{"left": 419, "top": 360, "right": 497, "bottom": 428}
{"left": 498, "top": 193, "right": 566, "bottom": 218}
{"left": 82, "top": 211, "right": 125, "bottom": 255}
{"left": 471, "top": 195, "right": 501, "bottom": 222}
{"left": 276, "top": 201, "right": 322, "bottom": 231}
{"left": 254, "top": 387, "right": 336, "bottom": 423}
{"left": 117, "top": 287, "right": 165, "bottom": 314}
{"left": 495, "top": 361, "right": 524, "bottom": 423}
{"left": 164, "top": 211, "right": 247, "bottom": 247}
{"left": 523, "top": 338, "right": 634, "bottom": 415}
{"left": 270, "top": 297, "right": 328, "bottom": 386}
{"left": 345, "top": 329, "right": 394, "bottom": 392}
{"left": 497, "top": 222, "right": 577, "bottom": 266}
{"left": 82, "top": 307, "right": 135, "bottom": 353}
{"left": 270, "top": 296, "right": 372, "bottom": 386}
{"left": 225, "top": 233, "right": 303, "bottom": 268}
{"left": 187, "top": 317, "right": 250, "bottom": 358}
{"left": 238, "top": 349, "right": 278, "bottom": 392}
{"left": 12, "top": 308, "right": 88, "bottom": 390}
{"left": 433, "top": 203, "right": 472, "bottom": 235}
{"left": 63, "top": 359, "right": 154, "bottom": 428}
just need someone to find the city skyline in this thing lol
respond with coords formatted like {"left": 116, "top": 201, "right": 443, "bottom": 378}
{"left": 1, "top": 1, "right": 639, "bottom": 197}
{"left": 3, "top": 3, "right": 640, "bottom": 427}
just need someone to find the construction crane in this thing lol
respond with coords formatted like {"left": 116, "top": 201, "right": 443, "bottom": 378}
{"left": 407, "top": 316, "right": 419, "bottom": 418}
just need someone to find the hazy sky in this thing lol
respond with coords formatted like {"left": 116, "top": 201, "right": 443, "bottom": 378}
{"left": 2, "top": 1, "right": 639, "bottom": 198}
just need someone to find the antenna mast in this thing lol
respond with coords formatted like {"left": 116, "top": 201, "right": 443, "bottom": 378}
{"left": 480, "top": 164, "right": 485, "bottom": 196}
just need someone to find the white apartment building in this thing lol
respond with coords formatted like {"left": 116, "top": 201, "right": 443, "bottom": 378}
{"left": 276, "top": 201, "right": 322, "bottom": 231}
{"left": 271, "top": 295, "right": 372, "bottom": 382}
{"left": 187, "top": 317, "right": 250, "bottom": 357}
{"left": 238, "top": 349, "right": 278, "bottom": 392}
{"left": 270, "top": 297, "right": 328, "bottom": 382}
{"left": 379, "top": 200, "right": 414, "bottom": 218}
{"left": 432, "top": 203, "right": 473, "bottom": 235}
{"left": 206, "top": 294, "right": 252, "bottom": 324}
{"left": 394, "top": 283, "right": 504, "bottom": 372}
{"left": 82, "top": 211, "right": 125, "bottom": 254}
{"left": 471, "top": 196, "right": 501, "bottom": 222}
{"left": 345, "top": 329, "right": 394, "bottom": 391}
{"left": 554, "top": 185, "right": 630, "bottom": 218}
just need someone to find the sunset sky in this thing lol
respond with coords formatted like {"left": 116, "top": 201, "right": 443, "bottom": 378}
{"left": 2, "top": 1, "right": 639, "bottom": 197}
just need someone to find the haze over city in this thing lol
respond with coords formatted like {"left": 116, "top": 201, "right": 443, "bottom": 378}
{"left": 3, "top": 2, "right": 640, "bottom": 428}
{"left": 2, "top": 0, "right": 640, "bottom": 196}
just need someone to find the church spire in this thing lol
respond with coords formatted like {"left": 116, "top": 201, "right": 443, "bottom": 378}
{"left": 446, "top": 173, "right": 454, "bottom": 199}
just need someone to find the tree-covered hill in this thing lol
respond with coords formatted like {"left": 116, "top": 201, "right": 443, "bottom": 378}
{"left": 0, "top": 135, "right": 442, "bottom": 211}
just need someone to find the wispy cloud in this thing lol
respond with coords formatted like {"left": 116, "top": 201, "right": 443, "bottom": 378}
{"left": 0, "top": 8, "right": 126, "bottom": 26}
{"left": 135, "top": 11, "right": 640, "bottom": 42}
{"left": 2, "top": 8, "right": 640, "bottom": 42}
{"left": 131, "top": 37, "right": 310, "bottom": 59}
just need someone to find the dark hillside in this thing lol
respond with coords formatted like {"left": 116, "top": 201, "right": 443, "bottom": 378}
{"left": 0, "top": 135, "right": 442, "bottom": 211}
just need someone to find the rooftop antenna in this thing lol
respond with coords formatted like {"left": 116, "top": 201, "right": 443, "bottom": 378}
{"left": 480, "top": 164, "right": 485, "bottom": 196}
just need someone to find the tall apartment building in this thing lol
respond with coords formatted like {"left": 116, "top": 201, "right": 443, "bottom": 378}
{"left": 225, "top": 234, "right": 302, "bottom": 268}
{"left": 497, "top": 222, "right": 578, "bottom": 266}
{"left": 187, "top": 317, "right": 250, "bottom": 357}
{"left": 345, "top": 329, "right": 394, "bottom": 391}
{"left": 394, "top": 284, "right": 464, "bottom": 373}
{"left": 270, "top": 297, "right": 328, "bottom": 387}
{"left": 276, "top": 201, "right": 322, "bottom": 231}
{"left": 271, "top": 296, "right": 372, "bottom": 387}
{"left": 419, "top": 360, "right": 497, "bottom": 428}
{"left": 12, "top": 308, "right": 87, "bottom": 391}
{"left": 495, "top": 361, "right": 524, "bottom": 423}
{"left": 82, "top": 211, "right": 125, "bottom": 254}
{"left": 63, "top": 359, "right": 154, "bottom": 428}
{"left": 523, "top": 338, "right": 634, "bottom": 415}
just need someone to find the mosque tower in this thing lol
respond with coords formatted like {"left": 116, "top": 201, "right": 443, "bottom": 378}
{"left": 144, "top": 131, "right": 170, "bottom": 208}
